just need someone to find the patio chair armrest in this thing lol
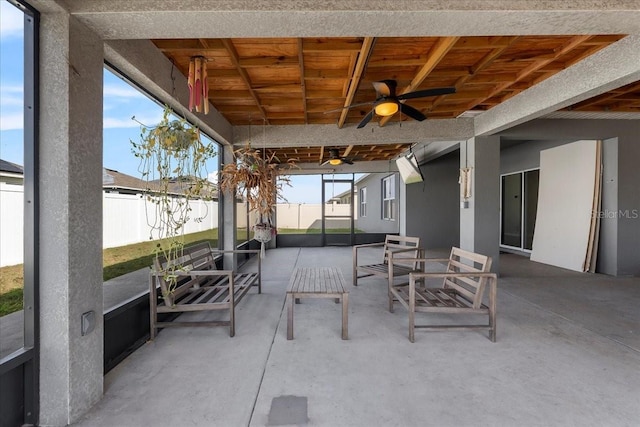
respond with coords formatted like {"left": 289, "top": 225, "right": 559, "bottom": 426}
{"left": 353, "top": 242, "right": 385, "bottom": 250}
{"left": 211, "top": 249, "right": 260, "bottom": 255}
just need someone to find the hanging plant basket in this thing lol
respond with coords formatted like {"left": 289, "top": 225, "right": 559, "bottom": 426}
{"left": 219, "top": 142, "right": 297, "bottom": 257}
{"left": 253, "top": 223, "right": 273, "bottom": 243}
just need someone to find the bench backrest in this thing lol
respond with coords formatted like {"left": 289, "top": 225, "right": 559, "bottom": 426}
{"left": 443, "top": 247, "right": 492, "bottom": 309}
{"left": 152, "top": 242, "right": 217, "bottom": 305}
{"left": 382, "top": 235, "right": 421, "bottom": 269}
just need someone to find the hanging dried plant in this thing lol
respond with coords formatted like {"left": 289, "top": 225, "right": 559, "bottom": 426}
{"left": 219, "top": 145, "right": 297, "bottom": 220}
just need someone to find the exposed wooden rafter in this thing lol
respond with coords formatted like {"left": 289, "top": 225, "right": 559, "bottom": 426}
{"left": 458, "top": 35, "right": 593, "bottom": 115}
{"left": 221, "top": 38, "right": 270, "bottom": 124}
{"left": 298, "top": 38, "right": 308, "bottom": 123}
{"left": 378, "top": 36, "right": 459, "bottom": 127}
{"left": 338, "top": 37, "right": 376, "bottom": 128}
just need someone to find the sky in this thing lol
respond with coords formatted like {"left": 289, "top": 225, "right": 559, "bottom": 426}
{"left": 0, "top": 1, "right": 335, "bottom": 204}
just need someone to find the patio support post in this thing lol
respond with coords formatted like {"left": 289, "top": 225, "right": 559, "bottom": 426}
{"left": 38, "top": 11, "right": 104, "bottom": 425}
{"left": 459, "top": 136, "right": 500, "bottom": 272}
{"left": 221, "top": 144, "right": 238, "bottom": 270}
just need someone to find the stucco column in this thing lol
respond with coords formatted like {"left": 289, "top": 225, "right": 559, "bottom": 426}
{"left": 221, "top": 145, "right": 237, "bottom": 270}
{"left": 459, "top": 136, "right": 500, "bottom": 272}
{"left": 617, "top": 133, "right": 640, "bottom": 275}
{"left": 38, "top": 12, "right": 104, "bottom": 425}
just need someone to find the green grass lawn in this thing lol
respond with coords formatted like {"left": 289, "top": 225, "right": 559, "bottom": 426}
{"left": 0, "top": 226, "right": 363, "bottom": 316}
{"left": 0, "top": 289, "right": 23, "bottom": 316}
{"left": 102, "top": 229, "right": 219, "bottom": 281}
{"left": 0, "top": 229, "right": 219, "bottom": 316}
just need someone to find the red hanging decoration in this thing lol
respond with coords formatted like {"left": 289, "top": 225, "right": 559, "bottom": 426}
{"left": 188, "top": 56, "right": 209, "bottom": 114}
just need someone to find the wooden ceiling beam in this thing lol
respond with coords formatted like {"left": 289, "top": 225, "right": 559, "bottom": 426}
{"left": 207, "top": 69, "right": 242, "bottom": 78}
{"left": 208, "top": 90, "right": 253, "bottom": 99}
{"left": 367, "top": 57, "right": 431, "bottom": 68}
{"left": 220, "top": 38, "right": 270, "bottom": 124}
{"left": 298, "top": 38, "right": 309, "bottom": 123}
{"left": 450, "top": 37, "right": 515, "bottom": 50}
{"left": 459, "top": 35, "right": 593, "bottom": 114}
{"left": 379, "top": 36, "right": 459, "bottom": 127}
{"left": 343, "top": 145, "right": 354, "bottom": 157}
{"left": 338, "top": 37, "right": 376, "bottom": 129}
{"left": 302, "top": 39, "right": 364, "bottom": 52}
{"left": 238, "top": 56, "right": 299, "bottom": 68}
{"left": 304, "top": 69, "right": 348, "bottom": 79}
{"left": 253, "top": 84, "right": 302, "bottom": 93}
{"left": 432, "top": 36, "right": 519, "bottom": 113}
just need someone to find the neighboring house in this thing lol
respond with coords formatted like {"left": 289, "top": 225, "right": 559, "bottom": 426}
{"left": 103, "top": 167, "right": 218, "bottom": 199}
{"left": 102, "top": 167, "right": 148, "bottom": 194}
{"left": 102, "top": 168, "right": 219, "bottom": 248}
{"left": 0, "top": 159, "right": 24, "bottom": 185}
{"left": 353, "top": 173, "right": 400, "bottom": 234}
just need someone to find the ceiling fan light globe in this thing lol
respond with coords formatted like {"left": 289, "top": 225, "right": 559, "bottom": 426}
{"left": 329, "top": 158, "right": 343, "bottom": 166}
{"left": 374, "top": 101, "right": 399, "bottom": 117}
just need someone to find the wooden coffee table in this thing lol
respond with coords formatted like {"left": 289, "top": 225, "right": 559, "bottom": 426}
{"left": 286, "top": 267, "right": 349, "bottom": 340}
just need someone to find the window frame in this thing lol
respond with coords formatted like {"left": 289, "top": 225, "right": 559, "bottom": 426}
{"left": 0, "top": 2, "right": 40, "bottom": 424}
{"left": 381, "top": 174, "right": 396, "bottom": 221}
{"left": 359, "top": 186, "right": 367, "bottom": 217}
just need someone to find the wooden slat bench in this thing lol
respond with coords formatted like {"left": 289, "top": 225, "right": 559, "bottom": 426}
{"left": 388, "top": 247, "right": 497, "bottom": 342}
{"left": 352, "top": 235, "right": 422, "bottom": 288}
{"left": 149, "top": 242, "right": 261, "bottom": 339}
{"left": 286, "top": 267, "right": 349, "bottom": 340}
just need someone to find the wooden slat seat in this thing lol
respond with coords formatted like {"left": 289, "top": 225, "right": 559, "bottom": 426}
{"left": 352, "top": 235, "right": 422, "bottom": 289}
{"left": 149, "top": 242, "right": 261, "bottom": 339}
{"left": 388, "top": 247, "right": 497, "bottom": 342}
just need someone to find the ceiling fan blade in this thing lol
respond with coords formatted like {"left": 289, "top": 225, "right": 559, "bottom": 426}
{"left": 398, "top": 87, "right": 456, "bottom": 101}
{"left": 324, "top": 100, "right": 375, "bottom": 114}
{"left": 398, "top": 103, "right": 426, "bottom": 121}
{"left": 342, "top": 158, "right": 354, "bottom": 165}
{"left": 372, "top": 79, "right": 398, "bottom": 97}
{"left": 357, "top": 110, "right": 375, "bottom": 128}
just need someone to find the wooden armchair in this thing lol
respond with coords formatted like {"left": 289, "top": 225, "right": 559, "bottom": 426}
{"left": 388, "top": 247, "right": 497, "bottom": 342}
{"left": 352, "top": 235, "right": 422, "bottom": 291}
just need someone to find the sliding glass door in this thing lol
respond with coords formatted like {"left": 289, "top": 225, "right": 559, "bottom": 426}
{"left": 500, "top": 169, "right": 539, "bottom": 251}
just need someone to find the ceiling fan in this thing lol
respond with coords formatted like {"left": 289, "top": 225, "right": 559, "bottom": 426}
{"left": 321, "top": 148, "right": 354, "bottom": 166}
{"left": 347, "top": 80, "right": 456, "bottom": 128}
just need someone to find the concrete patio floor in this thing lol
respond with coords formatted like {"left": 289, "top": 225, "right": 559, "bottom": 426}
{"left": 74, "top": 247, "right": 640, "bottom": 427}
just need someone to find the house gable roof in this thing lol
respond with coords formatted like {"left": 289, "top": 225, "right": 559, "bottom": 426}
{"left": 0, "top": 159, "right": 24, "bottom": 175}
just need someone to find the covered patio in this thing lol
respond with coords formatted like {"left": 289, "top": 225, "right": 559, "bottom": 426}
{"left": 2, "top": 1, "right": 640, "bottom": 426}
{"left": 75, "top": 247, "right": 640, "bottom": 426}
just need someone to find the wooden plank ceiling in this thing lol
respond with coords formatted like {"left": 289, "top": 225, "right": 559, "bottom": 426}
{"left": 153, "top": 35, "right": 632, "bottom": 164}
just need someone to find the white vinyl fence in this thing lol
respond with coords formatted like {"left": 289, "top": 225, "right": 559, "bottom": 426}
{"left": 276, "top": 203, "right": 351, "bottom": 229}
{"left": 103, "top": 192, "right": 218, "bottom": 248}
{"left": 0, "top": 188, "right": 219, "bottom": 267}
{"left": 1, "top": 191, "right": 355, "bottom": 267}
{"left": 0, "top": 183, "right": 24, "bottom": 267}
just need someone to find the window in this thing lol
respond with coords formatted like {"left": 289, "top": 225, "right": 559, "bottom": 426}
{"left": 0, "top": 1, "right": 39, "bottom": 424}
{"left": 359, "top": 187, "right": 367, "bottom": 217}
{"left": 382, "top": 175, "right": 395, "bottom": 220}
